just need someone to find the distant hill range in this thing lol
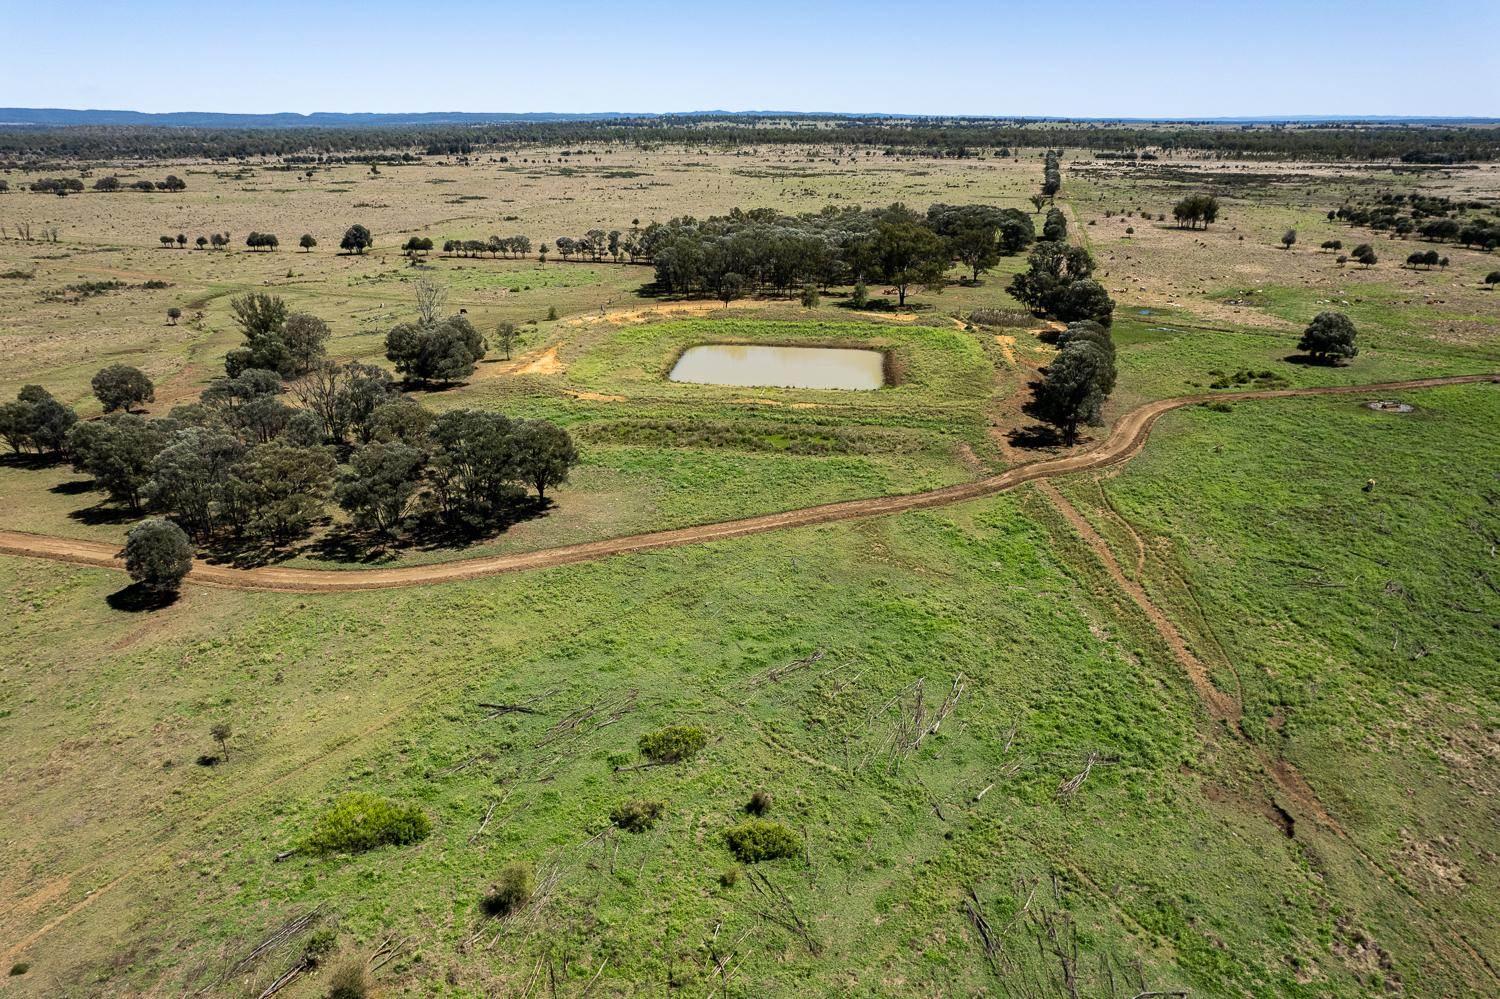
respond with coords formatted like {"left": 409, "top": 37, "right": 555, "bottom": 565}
{"left": 1, "top": 108, "right": 1496, "bottom": 129}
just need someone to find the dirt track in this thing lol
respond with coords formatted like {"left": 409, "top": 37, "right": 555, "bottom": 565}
{"left": 1, "top": 374, "right": 1494, "bottom": 592}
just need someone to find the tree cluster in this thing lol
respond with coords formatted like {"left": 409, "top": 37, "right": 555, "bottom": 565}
{"left": 634, "top": 201, "right": 1030, "bottom": 305}
{"left": 245, "top": 231, "right": 280, "bottom": 251}
{"left": 1333, "top": 195, "right": 1498, "bottom": 250}
{"left": 1171, "top": 193, "right": 1220, "bottom": 229}
{"left": 16, "top": 359, "right": 577, "bottom": 554}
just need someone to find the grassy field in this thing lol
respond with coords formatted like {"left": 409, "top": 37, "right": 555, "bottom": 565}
{"left": 1, "top": 143, "right": 1498, "bottom": 996}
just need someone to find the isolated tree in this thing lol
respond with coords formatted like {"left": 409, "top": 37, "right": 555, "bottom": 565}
{"left": 1280, "top": 229, "right": 1297, "bottom": 251}
{"left": 800, "top": 284, "right": 820, "bottom": 308}
{"left": 537, "top": 243, "right": 549, "bottom": 265}
{"left": 386, "top": 316, "right": 487, "bottom": 384}
{"left": 412, "top": 277, "right": 448, "bottom": 326}
{"left": 195, "top": 235, "right": 208, "bottom": 250}
{"left": 493, "top": 321, "right": 519, "bottom": 360}
{"left": 1030, "top": 194, "right": 1048, "bottom": 213}
{"left": 299, "top": 233, "right": 317, "bottom": 252}
{"left": 512, "top": 419, "right": 579, "bottom": 501}
{"left": 91, "top": 364, "right": 155, "bottom": 413}
{"left": 176, "top": 233, "right": 187, "bottom": 249}
{"left": 210, "top": 722, "right": 232, "bottom": 760}
{"left": 166, "top": 306, "right": 182, "bottom": 325}
{"left": 340, "top": 224, "right": 372, "bottom": 255}
{"left": 1298, "top": 311, "right": 1358, "bottom": 364}
{"left": 1355, "top": 246, "right": 1378, "bottom": 268}
{"left": 1485, "top": 271, "right": 1500, "bottom": 289}
{"left": 717, "top": 271, "right": 747, "bottom": 306}
{"left": 93, "top": 175, "right": 121, "bottom": 192}
{"left": 121, "top": 518, "right": 193, "bottom": 596}
{"left": 1320, "top": 239, "right": 1343, "bottom": 252}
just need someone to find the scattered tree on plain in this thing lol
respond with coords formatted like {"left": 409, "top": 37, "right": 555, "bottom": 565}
{"left": 91, "top": 364, "right": 155, "bottom": 413}
{"left": 1297, "top": 311, "right": 1358, "bottom": 364}
{"left": 121, "top": 518, "right": 193, "bottom": 595}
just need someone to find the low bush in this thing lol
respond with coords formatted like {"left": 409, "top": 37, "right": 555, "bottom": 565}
{"left": 303, "top": 792, "right": 431, "bottom": 855}
{"left": 724, "top": 820, "right": 800, "bottom": 863}
{"left": 745, "top": 790, "right": 772, "bottom": 816}
{"left": 610, "top": 799, "right": 666, "bottom": 832}
{"left": 325, "top": 958, "right": 369, "bottom": 999}
{"left": 639, "top": 725, "right": 707, "bottom": 764}
{"left": 481, "top": 860, "right": 534, "bottom": 917}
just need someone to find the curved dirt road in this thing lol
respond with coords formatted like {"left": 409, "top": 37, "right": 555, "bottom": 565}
{"left": 1, "top": 374, "right": 1494, "bottom": 592}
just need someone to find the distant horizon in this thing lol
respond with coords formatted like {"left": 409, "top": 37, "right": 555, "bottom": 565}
{"left": 4, "top": 106, "right": 1498, "bottom": 128}
{"left": 3, "top": 1, "right": 1496, "bottom": 119}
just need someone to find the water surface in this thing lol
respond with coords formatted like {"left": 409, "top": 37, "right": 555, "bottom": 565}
{"left": 669, "top": 344, "right": 885, "bottom": 390}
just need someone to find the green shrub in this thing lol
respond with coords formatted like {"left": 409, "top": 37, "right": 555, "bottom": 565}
{"left": 302, "top": 928, "right": 337, "bottom": 967}
{"left": 303, "top": 792, "right": 431, "bottom": 855}
{"left": 325, "top": 958, "right": 369, "bottom": 999}
{"left": 639, "top": 725, "right": 707, "bottom": 764}
{"left": 610, "top": 799, "right": 665, "bottom": 832}
{"left": 719, "top": 867, "right": 740, "bottom": 888}
{"left": 724, "top": 820, "right": 800, "bottom": 863}
{"left": 9, "top": 962, "right": 29, "bottom": 976}
{"left": 745, "top": 790, "right": 772, "bottom": 816}
{"left": 481, "top": 860, "right": 534, "bottom": 917}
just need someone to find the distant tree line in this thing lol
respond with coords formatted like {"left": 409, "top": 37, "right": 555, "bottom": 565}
{"left": 2, "top": 119, "right": 1493, "bottom": 162}
{"left": 26, "top": 175, "right": 184, "bottom": 194}
{"left": 440, "top": 234, "right": 532, "bottom": 258}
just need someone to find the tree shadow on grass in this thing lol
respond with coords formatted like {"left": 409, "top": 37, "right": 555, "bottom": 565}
{"left": 69, "top": 503, "right": 139, "bottom": 526}
{"left": 49, "top": 478, "right": 96, "bottom": 496}
{"left": 1, "top": 452, "right": 66, "bottom": 472}
{"left": 1005, "top": 424, "right": 1068, "bottom": 451}
{"left": 1282, "top": 354, "right": 1347, "bottom": 367}
{"left": 106, "top": 583, "right": 180, "bottom": 613}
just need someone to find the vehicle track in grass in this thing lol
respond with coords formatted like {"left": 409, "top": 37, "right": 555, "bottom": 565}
{"left": 1, "top": 374, "right": 1495, "bottom": 592}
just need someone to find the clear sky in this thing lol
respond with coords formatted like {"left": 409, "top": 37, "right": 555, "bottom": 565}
{"left": 3, "top": 0, "right": 1496, "bottom": 118}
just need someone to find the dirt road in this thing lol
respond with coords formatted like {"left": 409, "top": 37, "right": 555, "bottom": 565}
{"left": 1, "top": 374, "right": 1493, "bottom": 592}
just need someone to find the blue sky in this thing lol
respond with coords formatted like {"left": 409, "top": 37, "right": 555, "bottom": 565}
{"left": 3, "top": 0, "right": 1496, "bottom": 117}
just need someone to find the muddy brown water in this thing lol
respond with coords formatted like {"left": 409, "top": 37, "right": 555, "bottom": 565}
{"left": 669, "top": 344, "right": 885, "bottom": 390}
